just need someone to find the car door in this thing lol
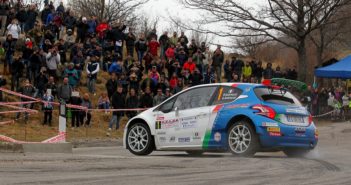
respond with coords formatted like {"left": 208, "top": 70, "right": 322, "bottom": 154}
{"left": 153, "top": 96, "right": 179, "bottom": 147}
{"left": 172, "top": 86, "right": 218, "bottom": 147}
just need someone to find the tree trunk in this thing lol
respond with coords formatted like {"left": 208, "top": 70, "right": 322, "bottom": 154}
{"left": 100, "top": 0, "right": 105, "bottom": 22}
{"left": 297, "top": 39, "right": 307, "bottom": 82}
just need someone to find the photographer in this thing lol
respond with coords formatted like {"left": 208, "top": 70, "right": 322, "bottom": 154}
{"left": 45, "top": 47, "right": 61, "bottom": 79}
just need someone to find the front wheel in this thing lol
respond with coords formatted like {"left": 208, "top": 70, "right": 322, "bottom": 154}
{"left": 227, "top": 120, "right": 259, "bottom": 157}
{"left": 283, "top": 148, "right": 311, "bottom": 158}
{"left": 126, "top": 123, "right": 154, "bottom": 155}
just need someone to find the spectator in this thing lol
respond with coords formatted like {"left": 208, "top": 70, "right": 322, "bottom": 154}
{"left": 64, "top": 11, "right": 76, "bottom": 32}
{"left": 212, "top": 45, "right": 224, "bottom": 82}
{"left": 76, "top": 17, "right": 89, "bottom": 43}
{"left": 45, "top": 47, "right": 61, "bottom": 79}
{"left": 4, "top": 34, "right": 15, "bottom": 75}
{"left": 0, "top": 1, "right": 10, "bottom": 35}
{"left": 242, "top": 61, "right": 252, "bottom": 80}
{"left": 63, "top": 63, "right": 79, "bottom": 88}
{"left": 70, "top": 89, "right": 82, "bottom": 128}
{"left": 262, "top": 63, "right": 273, "bottom": 79}
{"left": 35, "top": 68, "right": 48, "bottom": 98}
{"left": 183, "top": 57, "right": 196, "bottom": 74}
{"left": 45, "top": 76, "right": 57, "bottom": 98}
{"left": 108, "top": 58, "right": 123, "bottom": 75}
{"left": 29, "top": 48, "right": 43, "bottom": 82}
{"left": 148, "top": 37, "right": 160, "bottom": 57}
{"left": 98, "top": 92, "right": 110, "bottom": 111}
{"left": 188, "top": 39, "right": 198, "bottom": 57}
{"left": 86, "top": 55, "right": 100, "bottom": 95}
{"left": 16, "top": 79, "right": 36, "bottom": 120}
{"left": 125, "top": 28, "right": 136, "bottom": 57}
{"left": 274, "top": 66, "right": 283, "bottom": 78}
{"left": 42, "top": 89, "right": 54, "bottom": 126}
{"left": 165, "top": 44, "right": 175, "bottom": 60}
{"left": 41, "top": 5, "right": 51, "bottom": 24}
{"left": 159, "top": 31, "right": 169, "bottom": 58}
{"left": 105, "top": 73, "right": 118, "bottom": 99}
{"left": 178, "top": 31, "right": 189, "bottom": 45}
{"left": 204, "top": 67, "right": 215, "bottom": 84}
{"left": 254, "top": 61, "right": 263, "bottom": 83}
{"left": 192, "top": 49, "right": 205, "bottom": 74}
{"left": 80, "top": 93, "right": 92, "bottom": 126}
{"left": 172, "top": 78, "right": 183, "bottom": 94}
{"left": 169, "top": 72, "right": 179, "bottom": 90}
{"left": 147, "top": 28, "right": 157, "bottom": 41}
{"left": 231, "top": 72, "right": 240, "bottom": 82}
{"left": 24, "top": 5, "right": 38, "bottom": 33}
{"left": 126, "top": 88, "right": 139, "bottom": 119}
{"left": 140, "top": 86, "right": 153, "bottom": 108}
{"left": 153, "top": 87, "right": 166, "bottom": 106}
{"left": 231, "top": 57, "right": 244, "bottom": 81}
{"left": 135, "top": 34, "right": 148, "bottom": 63}
{"left": 191, "top": 68, "right": 203, "bottom": 86}
{"left": 57, "top": 77, "right": 72, "bottom": 102}
{"left": 169, "top": 32, "right": 178, "bottom": 46}
{"left": 10, "top": 56, "right": 24, "bottom": 91}
{"left": 7, "top": 19, "right": 21, "bottom": 42}
{"left": 0, "top": 75, "right": 7, "bottom": 101}
{"left": 223, "top": 59, "right": 232, "bottom": 82}
{"left": 109, "top": 85, "right": 125, "bottom": 131}
{"left": 128, "top": 72, "right": 140, "bottom": 93}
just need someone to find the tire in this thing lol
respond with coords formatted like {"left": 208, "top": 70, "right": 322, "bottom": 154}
{"left": 227, "top": 120, "right": 259, "bottom": 157}
{"left": 186, "top": 151, "right": 204, "bottom": 156}
{"left": 126, "top": 123, "right": 154, "bottom": 155}
{"left": 283, "top": 148, "right": 311, "bottom": 158}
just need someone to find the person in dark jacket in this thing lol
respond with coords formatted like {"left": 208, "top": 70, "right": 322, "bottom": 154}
{"left": 16, "top": 7, "right": 27, "bottom": 33}
{"left": 108, "top": 23, "right": 126, "bottom": 59}
{"left": 76, "top": 17, "right": 89, "bottom": 43}
{"left": 24, "top": 5, "right": 38, "bottom": 33}
{"left": 80, "top": 93, "right": 92, "bottom": 126}
{"left": 45, "top": 76, "right": 57, "bottom": 98}
{"left": 263, "top": 63, "right": 274, "bottom": 79}
{"left": 105, "top": 73, "right": 118, "bottom": 99}
{"left": 0, "top": 1, "right": 10, "bottom": 35}
{"left": 108, "top": 85, "right": 125, "bottom": 131}
{"left": 231, "top": 57, "right": 244, "bottom": 81}
{"left": 211, "top": 45, "right": 224, "bottom": 82}
{"left": 41, "top": 5, "right": 51, "bottom": 24}
{"left": 159, "top": 31, "right": 169, "bottom": 59}
{"left": 126, "top": 88, "right": 139, "bottom": 119}
{"left": 86, "top": 55, "right": 100, "bottom": 94}
{"left": 125, "top": 28, "right": 136, "bottom": 57}
{"left": 135, "top": 34, "right": 148, "bottom": 63}
{"left": 139, "top": 86, "right": 153, "bottom": 108}
{"left": 0, "top": 75, "right": 7, "bottom": 102}
{"left": 254, "top": 61, "right": 263, "bottom": 83}
{"left": 70, "top": 89, "right": 82, "bottom": 128}
{"left": 16, "top": 79, "right": 36, "bottom": 120}
{"left": 11, "top": 56, "right": 24, "bottom": 91}
{"left": 63, "top": 11, "right": 76, "bottom": 32}
{"left": 35, "top": 69, "right": 48, "bottom": 98}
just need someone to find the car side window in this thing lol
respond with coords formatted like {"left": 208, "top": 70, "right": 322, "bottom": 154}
{"left": 174, "top": 86, "right": 217, "bottom": 110}
{"left": 211, "top": 86, "right": 243, "bottom": 105}
{"left": 159, "top": 97, "right": 176, "bottom": 113}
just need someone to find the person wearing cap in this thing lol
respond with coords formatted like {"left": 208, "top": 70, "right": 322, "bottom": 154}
{"left": 76, "top": 16, "right": 89, "bottom": 43}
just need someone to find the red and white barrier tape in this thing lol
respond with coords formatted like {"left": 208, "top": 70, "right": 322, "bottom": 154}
{"left": 0, "top": 120, "right": 15, "bottom": 125}
{"left": 0, "top": 101, "right": 39, "bottom": 105}
{"left": 0, "top": 109, "right": 37, "bottom": 114}
{"left": 0, "top": 132, "right": 66, "bottom": 144}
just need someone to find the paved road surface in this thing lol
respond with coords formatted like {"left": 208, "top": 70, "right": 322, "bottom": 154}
{"left": 1, "top": 122, "right": 351, "bottom": 185}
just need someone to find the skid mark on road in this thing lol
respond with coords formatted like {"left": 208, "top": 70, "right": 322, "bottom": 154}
{"left": 310, "top": 159, "right": 341, "bottom": 172}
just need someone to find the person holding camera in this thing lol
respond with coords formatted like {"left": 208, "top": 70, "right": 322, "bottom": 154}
{"left": 45, "top": 47, "right": 61, "bottom": 79}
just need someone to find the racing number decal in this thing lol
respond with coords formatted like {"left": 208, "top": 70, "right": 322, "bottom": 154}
{"left": 217, "top": 87, "right": 223, "bottom": 101}
{"left": 155, "top": 121, "right": 161, "bottom": 129}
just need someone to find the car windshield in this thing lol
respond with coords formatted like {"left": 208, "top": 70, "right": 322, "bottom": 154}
{"left": 254, "top": 87, "right": 302, "bottom": 106}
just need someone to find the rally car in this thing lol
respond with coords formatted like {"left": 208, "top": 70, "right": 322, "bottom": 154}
{"left": 123, "top": 83, "right": 318, "bottom": 157}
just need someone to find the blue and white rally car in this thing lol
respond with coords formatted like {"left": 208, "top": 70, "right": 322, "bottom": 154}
{"left": 123, "top": 83, "right": 318, "bottom": 157}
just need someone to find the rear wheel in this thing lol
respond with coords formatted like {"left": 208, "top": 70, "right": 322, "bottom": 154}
{"left": 185, "top": 151, "right": 204, "bottom": 156}
{"left": 283, "top": 148, "right": 311, "bottom": 158}
{"left": 126, "top": 123, "right": 154, "bottom": 155}
{"left": 228, "top": 120, "right": 259, "bottom": 157}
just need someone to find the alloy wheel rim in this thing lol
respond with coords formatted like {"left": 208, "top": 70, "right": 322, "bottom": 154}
{"left": 128, "top": 125, "right": 149, "bottom": 152}
{"left": 228, "top": 124, "right": 251, "bottom": 153}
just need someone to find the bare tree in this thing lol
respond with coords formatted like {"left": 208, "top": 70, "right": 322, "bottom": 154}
{"left": 235, "top": 30, "right": 270, "bottom": 58}
{"left": 190, "top": 24, "right": 213, "bottom": 47}
{"left": 178, "top": 0, "right": 351, "bottom": 81}
{"left": 68, "top": 0, "right": 148, "bottom": 23}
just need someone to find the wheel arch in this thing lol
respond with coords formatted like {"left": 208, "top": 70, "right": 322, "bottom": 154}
{"left": 225, "top": 115, "right": 258, "bottom": 134}
{"left": 125, "top": 118, "right": 156, "bottom": 151}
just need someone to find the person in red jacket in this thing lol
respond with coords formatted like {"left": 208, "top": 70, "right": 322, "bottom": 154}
{"left": 96, "top": 19, "right": 109, "bottom": 41}
{"left": 183, "top": 57, "right": 196, "bottom": 73}
{"left": 169, "top": 72, "right": 178, "bottom": 90}
{"left": 165, "top": 44, "right": 175, "bottom": 60}
{"left": 148, "top": 37, "right": 160, "bottom": 57}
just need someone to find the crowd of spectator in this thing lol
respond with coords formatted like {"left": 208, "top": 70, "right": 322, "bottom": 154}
{"left": 0, "top": 1, "right": 322, "bottom": 133}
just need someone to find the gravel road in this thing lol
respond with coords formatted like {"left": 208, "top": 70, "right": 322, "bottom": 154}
{"left": 1, "top": 122, "right": 351, "bottom": 185}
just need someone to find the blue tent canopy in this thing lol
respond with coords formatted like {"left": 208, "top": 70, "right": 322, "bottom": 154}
{"left": 314, "top": 55, "right": 351, "bottom": 79}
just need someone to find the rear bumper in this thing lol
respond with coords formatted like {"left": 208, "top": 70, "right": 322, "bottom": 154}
{"left": 259, "top": 135, "right": 318, "bottom": 149}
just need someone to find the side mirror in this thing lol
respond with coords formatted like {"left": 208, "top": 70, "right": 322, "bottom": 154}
{"left": 174, "top": 107, "right": 179, "bottom": 117}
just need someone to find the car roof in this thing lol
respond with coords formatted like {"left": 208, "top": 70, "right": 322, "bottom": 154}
{"left": 186, "top": 83, "right": 264, "bottom": 90}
